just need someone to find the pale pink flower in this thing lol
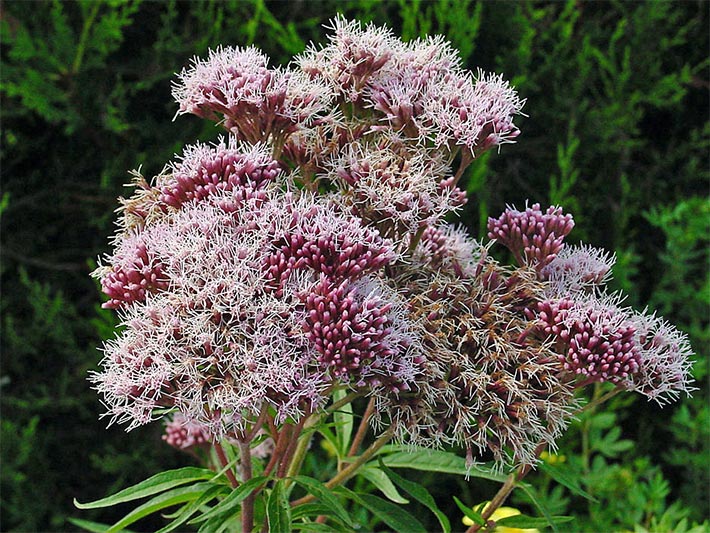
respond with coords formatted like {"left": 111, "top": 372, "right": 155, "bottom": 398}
{"left": 542, "top": 244, "right": 616, "bottom": 295}
{"left": 173, "top": 46, "right": 333, "bottom": 143}
{"left": 297, "top": 15, "right": 402, "bottom": 103}
{"left": 629, "top": 311, "right": 695, "bottom": 405}
{"left": 330, "top": 140, "right": 466, "bottom": 236}
{"left": 163, "top": 413, "right": 212, "bottom": 450}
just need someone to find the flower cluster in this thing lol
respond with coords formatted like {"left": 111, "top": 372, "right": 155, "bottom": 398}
{"left": 93, "top": 17, "right": 693, "bottom": 470}
{"left": 487, "top": 203, "right": 575, "bottom": 270}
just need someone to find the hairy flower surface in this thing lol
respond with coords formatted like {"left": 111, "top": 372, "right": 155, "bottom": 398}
{"left": 413, "top": 224, "right": 485, "bottom": 278}
{"left": 380, "top": 262, "right": 577, "bottom": 466}
{"left": 629, "top": 311, "right": 695, "bottom": 405}
{"left": 173, "top": 46, "right": 333, "bottom": 143}
{"left": 297, "top": 16, "right": 401, "bottom": 103}
{"left": 94, "top": 179, "right": 418, "bottom": 435}
{"left": 330, "top": 139, "right": 466, "bottom": 237}
{"left": 542, "top": 244, "right": 615, "bottom": 295}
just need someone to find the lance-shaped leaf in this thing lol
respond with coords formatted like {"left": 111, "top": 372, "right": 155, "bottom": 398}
{"left": 74, "top": 467, "right": 216, "bottom": 509}
{"left": 267, "top": 479, "right": 292, "bottom": 533}
{"left": 378, "top": 458, "right": 451, "bottom": 533}
{"left": 337, "top": 487, "right": 427, "bottom": 533}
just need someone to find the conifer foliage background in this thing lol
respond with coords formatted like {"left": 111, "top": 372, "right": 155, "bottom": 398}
{"left": 1, "top": 1, "right": 708, "bottom": 531}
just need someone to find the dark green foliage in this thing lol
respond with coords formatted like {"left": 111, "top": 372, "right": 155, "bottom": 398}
{"left": 1, "top": 0, "right": 707, "bottom": 530}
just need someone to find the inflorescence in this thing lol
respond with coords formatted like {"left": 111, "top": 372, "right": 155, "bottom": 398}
{"left": 92, "top": 16, "right": 694, "bottom": 468}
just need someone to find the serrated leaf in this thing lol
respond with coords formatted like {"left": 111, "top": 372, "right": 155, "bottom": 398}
{"left": 292, "top": 476, "right": 353, "bottom": 527}
{"left": 453, "top": 496, "right": 485, "bottom": 526}
{"left": 380, "top": 450, "right": 506, "bottom": 482}
{"left": 378, "top": 458, "right": 451, "bottom": 533}
{"left": 539, "top": 463, "right": 596, "bottom": 501}
{"left": 66, "top": 518, "right": 137, "bottom": 533}
{"left": 107, "top": 483, "right": 213, "bottom": 532}
{"left": 74, "top": 467, "right": 216, "bottom": 509}
{"left": 188, "top": 475, "right": 266, "bottom": 524}
{"left": 267, "top": 479, "right": 292, "bottom": 533}
{"left": 359, "top": 466, "right": 409, "bottom": 504}
{"left": 497, "top": 514, "right": 575, "bottom": 529}
{"left": 338, "top": 487, "right": 427, "bottom": 533}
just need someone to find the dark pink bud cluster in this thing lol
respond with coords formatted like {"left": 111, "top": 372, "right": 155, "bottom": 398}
{"left": 487, "top": 203, "right": 574, "bottom": 270}
{"left": 163, "top": 413, "right": 212, "bottom": 450}
{"left": 262, "top": 199, "right": 395, "bottom": 295}
{"left": 536, "top": 298, "right": 641, "bottom": 384}
{"left": 303, "top": 277, "right": 417, "bottom": 390}
{"left": 160, "top": 141, "right": 281, "bottom": 210}
{"left": 100, "top": 234, "right": 169, "bottom": 309}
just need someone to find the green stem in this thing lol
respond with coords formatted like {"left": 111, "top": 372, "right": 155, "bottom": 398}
{"left": 466, "top": 441, "right": 547, "bottom": 533}
{"left": 466, "top": 473, "right": 517, "bottom": 533}
{"left": 72, "top": 2, "right": 100, "bottom": 74}
{"left": 290, "top": 427, "right": 396, "bottom": 507}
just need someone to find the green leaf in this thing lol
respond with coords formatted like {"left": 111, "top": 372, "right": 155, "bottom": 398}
{"left": 66, "top": 518, "right": 137, "bottom": 533}
{"left": 291, "top": 476, "right": 353, "bottom": 527}
{"left": 538, "top": 463, "right": 596, "bottom": 501}
{"left": 107, "top": 483, "right": 213, "bottom": 532}
{"left": 379, "top": 451, "right": 506, "bottom": 482}
{"left": 156, "top": 484, "right": 227, "bottom": 533}
{"left": 74, "top": 467, "right": 216, "bottom": 509}
{"left": 338, "top": 487, "right": 427, "bottom": 533}
{"left": 267, "top": 479, "right": 292, "bottom": 533}
{"left": 189, "top": 475, "right": 266, "bottom": 524}
{"left": 453, "top": 496, "right": 485, "bottom": 526}
{"left": 496, "top": 514, "right": 575, "bottom": 529}
{"left": 291, "top": 503, "right": 336, "bottom": 521}
{"left": 359, "top": 466, "right": 409, "bottom": 504}
{"left": 292, "top": 523, "right": 341, "bottom": 532}
{"left": 519, "top": 483, "right": 560, "bottom": 533}
{"left": 378, "top": 458, "right": 451, "bottom": 533}
{"left": 332, "top": 388, "right": 354, "bottom": 457}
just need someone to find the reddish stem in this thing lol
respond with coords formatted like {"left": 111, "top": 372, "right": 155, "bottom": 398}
{"left": 214, "top": 442, "right": 239, "bottom": 488}
{"left": 348, "top": 397, "right": 375, "bottom": 457}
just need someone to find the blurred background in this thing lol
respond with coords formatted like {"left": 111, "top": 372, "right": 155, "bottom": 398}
{"left": 1, "top": 1, "right": 708, "bottom": 531}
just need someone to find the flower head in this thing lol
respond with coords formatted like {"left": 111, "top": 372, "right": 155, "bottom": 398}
{"left": 297, "top": 15, "right": 401, "bottom": 102}
{"left": 173, "top": 46, "right": 333, "bottom": 143}
{"left": 488, "top": 203, "right": 574, "bottom": 271}
{"left": 159, "top": 139, "right": 282, "bottom": 210}
{"left": 535, "top": 295, "right": 641, "bottom": 385}
{"left": 629, "top": 311, "right": 695, "bottom": 405}
{"left": 542, "top": 244, "right": 615, "bottom": 296}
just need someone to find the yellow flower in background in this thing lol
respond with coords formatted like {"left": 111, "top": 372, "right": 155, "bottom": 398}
{"left": 462, "top": 502, "right": 540, "bottom": 533}
{"left": 540, "top": 450, "right": 567, "bottom": 465}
